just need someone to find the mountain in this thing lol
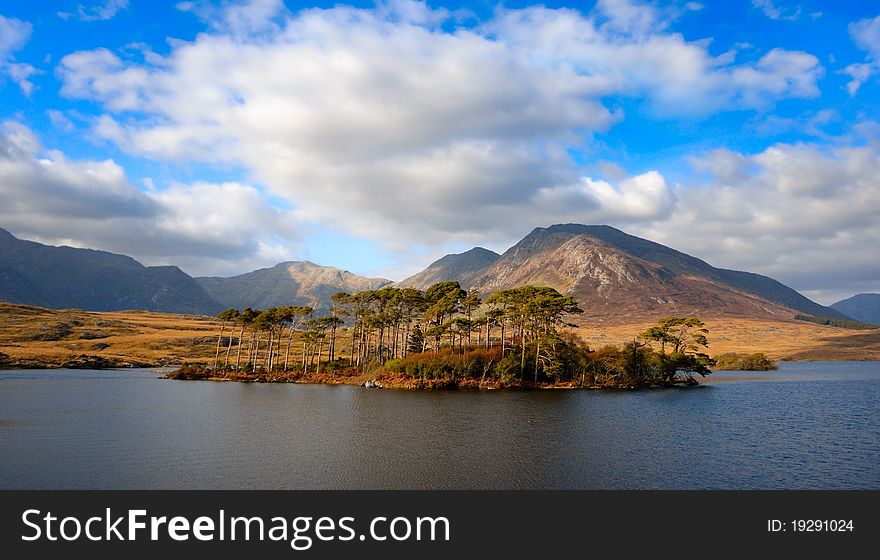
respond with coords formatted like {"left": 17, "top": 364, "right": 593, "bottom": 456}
{"left": 831, "top": 294, "right": 880, "bottom": 324}
{"left": 196, "top": 261, "right": 392, "bottom": 311}
{"left": 0, "top": 228, "right": 222, "bottom": 314}
{"left": 397, "top": 247, "right": 499, "bottom": 289}
{"left": 1, "top": 224, "right": 851, "bottom": 323}
{"left": 410, "top": 224, "right": 847, "bottom": 325}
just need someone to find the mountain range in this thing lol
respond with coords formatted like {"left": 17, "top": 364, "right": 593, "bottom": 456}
{"left": 196, "top": 262, "right": 391, "bottom": 311}
{"left": 398, "top": 224, "right": 849, "bottom": 324}
{"left": 0, "top": 225, "right": 862, "bottom": 323}
{"left": 831, "top": 294, "right": 880, "bottom": 324}
{"left": 0, "top": 228, "right": 221, "bottom": 315}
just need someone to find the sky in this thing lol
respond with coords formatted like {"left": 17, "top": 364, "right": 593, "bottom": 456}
{"left": 1, "top": 0, "right": 878, "bottom": 304}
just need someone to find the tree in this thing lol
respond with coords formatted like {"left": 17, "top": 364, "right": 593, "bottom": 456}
{"left": 234, "top": 308, "right": 259, "bottom": 370}
{"left": 462, "top": 289, "right": 481, "bottom": 346}
{"left": 407, "top": 324, "right": 425, "bottom": 354}
{"left": 282, "top": 306, "right": 313, "bottom": 371}
{"left": 424, "top": 281, "right": 466, "bottom": 341}
{"left": 330, "top": 292, "right": 353, "bottom": 362}
{"left": 251, "top": 310, "right": 274, "bottom": 372}
{"left": 214, "top": 308, "right": 240, "bottom": 370}
{"left": 641, "top": 316, "right": 709, "bottom": 355}
{"left": 640, "top": 317, "right": 711, "bottom": 384}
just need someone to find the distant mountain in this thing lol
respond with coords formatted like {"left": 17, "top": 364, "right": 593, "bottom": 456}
{"left": 196, "top": 261, "right": 392, "bottom": 311}
{"left": 0, "top": 228, "right": 222, "bottom": 314}
{"left": 1, "top": 224, "right": 851, "bottom": 323}
{"left": 831, "top": 294, "right": 880, "bottom": 324}
{"left": 397, "top": 247, "right": 499, "bottom": 290}
{"left": 405, "top": 224, "right": 846, "bottom": 325}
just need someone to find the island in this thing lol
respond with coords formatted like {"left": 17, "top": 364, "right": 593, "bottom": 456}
{"left": 164, "top": 282, "right": 775, "bottom": 390}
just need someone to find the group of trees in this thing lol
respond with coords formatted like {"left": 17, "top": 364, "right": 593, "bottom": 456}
{"left": 385, "top": 315, "right": 714, "bottom": 388}
{"left": 201, "top": 279, "right": 719, "bottom": 388}
{"left": 212, "top": 305, "right": 343, "bottom": 375}
{"left": 207, "top": 281, "right": 584, "bottom": 379}
{"left": 329, "top": 282, "right": 583, "bottom": 378}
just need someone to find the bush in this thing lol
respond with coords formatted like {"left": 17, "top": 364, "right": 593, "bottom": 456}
{"left": 738, "top": 353, "right": 777, "bottom": 371}
{"left": 713, "top": 353, "right": 777, "bottom": 371}
{"left": 384, "top": 348, "right": 503, "bottom": 380}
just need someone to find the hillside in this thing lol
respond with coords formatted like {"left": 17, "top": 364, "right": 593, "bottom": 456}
{"left": 407, "top": 224, "right": 846, "bottom": 325}
{"left": 196, "top": 261, "right": 392, "bottom": 311}
{"left": 0, "top": 228, "right": 222, "bottom": 315}
{"left": 397, "top": 247, "right": 499, "bottom": 289}
{"left": 0, "top": 302, "right": 219, "bottom": 368}
{"left": 0, "top": 224, "right": 851, "bottom": 324}
{"left": 831, "top": 294, "right": 880, "bottom": 324}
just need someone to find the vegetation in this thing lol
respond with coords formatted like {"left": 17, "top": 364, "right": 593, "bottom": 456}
{"left": 3, "top": 302, "right": 878, "bottom": 372}
{"left": 171, "top": 284, "right": 720, "bottom": 389}
{"left": 794, "top": 314, "right": 880, "bottom": 330}
{"left": 713, "top": 353, "right": 778, "bottom": 371}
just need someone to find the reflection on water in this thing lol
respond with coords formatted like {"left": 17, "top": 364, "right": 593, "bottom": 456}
{"left": 0, "top": 362, "right": 877, "bottom": 489}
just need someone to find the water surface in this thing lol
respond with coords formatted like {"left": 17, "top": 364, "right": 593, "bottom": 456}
{"left": 0, "top": 362, "right": 877, "bottom": 489}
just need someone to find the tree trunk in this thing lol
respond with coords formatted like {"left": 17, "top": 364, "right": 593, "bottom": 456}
{"left": 224, "top": 329, "right": 234, "bottom": 370}
{"left": 284, "top": 326, "right": 294, "bottom": 371}
{"left": 214, "top": 323, "right": 226, "bottom": 370}
{"left": 350, "top": 325, "right": 357, "bottom": 366}
{"left": 317, "top": 339, "right": 324, "bottom": 373}
{"left": 302, "top": 339, "right": 308, "bottom": 375}
{"left": 235, "top": 325, "right": 245, "bottom": 370}
{"left": 253, "top": 334, "right": 261, "bottom": 373}
{"left": 500, "top": 320, "right": 505, "bottom": 357}
{"left": 534, "top": 341, "right": 540, "bottom": 384}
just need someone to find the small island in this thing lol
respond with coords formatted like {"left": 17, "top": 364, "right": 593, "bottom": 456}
{"left": 167, "top": 281, "right": 768, "bottom": 390}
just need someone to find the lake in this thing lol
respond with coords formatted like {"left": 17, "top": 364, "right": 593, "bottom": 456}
{"left": 0, "top": 362, "right": 877, "bottom": 489}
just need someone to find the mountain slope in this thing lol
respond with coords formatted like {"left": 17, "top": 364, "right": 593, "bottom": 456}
{"left": 0, "top": 228, "right": 222, "bottom": 314}
{"left": 461, "top": 224, "right": 845, "bottom": 324}
{"left": 197, "top": 261, "right": 392, "bottom": 311}
{"left": 831, "top": 294, "right": 880, "bottom": 324}
{"left": 397, "top": 247, "right": 499, "bottom": 289}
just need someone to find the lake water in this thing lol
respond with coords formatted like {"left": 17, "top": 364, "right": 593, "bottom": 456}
{"left": 0, "top": 362, "right": 877, "bottom": 489}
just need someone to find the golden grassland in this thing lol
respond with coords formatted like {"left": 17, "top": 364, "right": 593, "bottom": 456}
{"left": 0, "top": 302, "right": 219, "bottom": 368}
{"left": 575, "top": 316, "right": 880, "bottom": 361}
{"left": 1, "top": 302, "right": 878, "bottom": 370}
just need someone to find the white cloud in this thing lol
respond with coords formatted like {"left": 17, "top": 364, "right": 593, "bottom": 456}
{"left": 843, "top": 15, "right": 880, "bottom": 95}
{"left": 176, "top": 0, "right": 285, "bottom": 35}
{"left": 535, "top": 171, "right": 676, "bottom": 222}
{"left": 752, "top": 0, "right": 801, "bottom": 22}
{"left": 634, "top": 142, "right": 880, "bottom": 303}
{"left": 59, "top": 1, "right": 129, "bottom": 22}
{"left": 54, "top": 0, "right": 824, "bottom": 256}
{"left": 0, "top": 14, "right": 37, "bottom": 95}
{"left": 0, "top": 121, "right": 298, "bottom": 276}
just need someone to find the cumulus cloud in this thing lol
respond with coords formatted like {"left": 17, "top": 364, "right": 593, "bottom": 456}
{"left": 54, "top": 0, "right": 824, "bottom": 254}
{"left": 633, "top": 142, "right": 880, "bottom": 303}
{"left": 842, "top": 15, "right": 880, "bottom": 95}
{"left": 0, "top": 121, "right": 297, "bottom": 276}
{"left": 0, "top": 14, "right": 37, "bottom": 95}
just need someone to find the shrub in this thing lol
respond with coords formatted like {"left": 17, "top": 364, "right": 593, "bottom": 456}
{"left": 713, "top": 353, "right": 777, "bottom": 371}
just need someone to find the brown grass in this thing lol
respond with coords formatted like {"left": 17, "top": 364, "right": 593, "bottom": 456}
{"left": 1, "top": 302, "right": 878, "bottom": 369}
{"left": 0, "top": 302, "right": 220, "bottom": 368}
{"left": 574, "top": 316, "right": 880, "bottom": 361}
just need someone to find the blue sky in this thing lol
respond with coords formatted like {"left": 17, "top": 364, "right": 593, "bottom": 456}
{"left": 1, "top": 0, "right": 879, "bottom": 303}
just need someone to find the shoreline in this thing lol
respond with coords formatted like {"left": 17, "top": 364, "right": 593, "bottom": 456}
{"left": 3, "top": 361, "right": 876, "bottom": 391}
